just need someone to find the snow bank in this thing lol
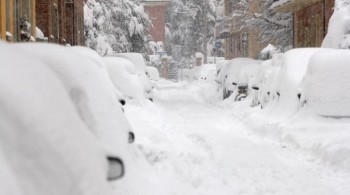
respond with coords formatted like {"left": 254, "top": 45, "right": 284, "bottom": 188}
{"left": 304, "top": 49, "right": 350, "bottom": 117}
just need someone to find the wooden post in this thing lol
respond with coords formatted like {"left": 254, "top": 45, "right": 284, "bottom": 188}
{"left": 0, "top": 0, "right": 6, "bottom": 40}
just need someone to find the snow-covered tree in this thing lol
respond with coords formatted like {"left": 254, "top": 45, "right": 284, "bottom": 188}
{"left": 165, "top": 0, "right": 222, "bottom": 66}
{"left": 228, "top": 0, "right": 293, "bottom": 51}
{"left": 84, "top": 0, "right": 151, "bottom": 56}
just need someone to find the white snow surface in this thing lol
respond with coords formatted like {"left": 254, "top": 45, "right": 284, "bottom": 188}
{"left": 303, "top": 49, "right": 350, "bottom": 117}
{"left": 124, "top": 80, "right": 350, "bottom": 195}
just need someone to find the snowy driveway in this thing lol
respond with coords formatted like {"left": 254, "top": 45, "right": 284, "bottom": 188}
{"left": 124, "top": 81, "right": 350, "bottom": 195}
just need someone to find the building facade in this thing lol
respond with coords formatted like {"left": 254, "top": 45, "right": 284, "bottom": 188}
{"left": 0, "top": 0, "right": 36, "bottom": 42}
{"left": 0, "top": 0, "right": 84, "bottom": 45}
{"left": 142, "top": 0, "right": 170, "bottom": 43}
{"left": 217, "top": 0, "right": 269, "bottom": 60}
{"left": 36, "top": 0, "right": 84, "bottom": 45}
{"left": 273, "top": 0, "right": 335, "bottom": 47}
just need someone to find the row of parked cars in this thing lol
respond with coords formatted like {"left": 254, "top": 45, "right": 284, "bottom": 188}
{"left": 215, "top": 48, "right": 350, "bottom": 118}
{"left": 0, "top": 41, "right": 159, "bottom": 195}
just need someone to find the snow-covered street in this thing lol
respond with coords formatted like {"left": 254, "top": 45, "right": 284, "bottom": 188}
{"left": 124, "top": 81, "right": 350, "bottom": 195}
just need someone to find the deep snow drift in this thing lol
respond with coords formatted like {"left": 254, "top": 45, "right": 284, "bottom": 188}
{"left": 124, "top": 80, "right": 350, "bottom": 195}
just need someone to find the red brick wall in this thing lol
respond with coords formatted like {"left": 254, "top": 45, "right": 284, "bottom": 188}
{"left": 66, "top": 0, "right": 84, "bottom": 45}
{"left": 144, "top": 5, "right": 166, "bottom": 43}
{"left": 36, "top": 0, "right": 84, "bottom": 46}
{"left": 36, "top": 0, "right": 54, "bottom": 41}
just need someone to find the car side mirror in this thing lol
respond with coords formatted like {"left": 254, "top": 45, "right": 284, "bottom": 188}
{"left": 107, "top": 156, "right": 125, "bottom": 181}
{"left": 128, "top": 132, "right": 135, "bottom": 143}
{"left": 232, "top": 82, "right": 237, "bottom": 86}
{"left": 252, "top": 86, "right": 259, "bottom": 90}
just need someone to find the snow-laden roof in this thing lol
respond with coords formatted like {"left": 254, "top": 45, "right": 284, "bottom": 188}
{"left": 271, "top": 0, "right": 323, "bottom": 12}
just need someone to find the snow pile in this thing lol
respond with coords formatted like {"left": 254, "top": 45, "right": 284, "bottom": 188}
{"left": 104, "top": 56, "right": 145, "bottom": 101}
{"left": 322, "top": 4, "right": 350, "bottom": 49}
{"left": 259, "top": 44, "right": 278, "bottom": 60}
{"left": 35, "top": 27, "right": 47, "bottom": 40}
{"left": 303, "top": 49, "right": 350, "bottom": 117}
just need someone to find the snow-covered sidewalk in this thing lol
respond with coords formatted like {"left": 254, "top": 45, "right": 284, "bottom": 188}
{"left": 123, "top": 80, "right": 350, "bottom": 195}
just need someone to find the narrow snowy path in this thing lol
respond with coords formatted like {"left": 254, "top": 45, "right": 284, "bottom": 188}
{"left": 124, "top": 81, "right": 350, "bottom": 195}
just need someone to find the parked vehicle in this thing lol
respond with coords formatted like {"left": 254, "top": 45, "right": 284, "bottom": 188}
{"left": 114, "top": 53, "right": 154, "bottom": 101}
{"left": 189, "top": 64, "right": 217, "bottom": 81}
{"left": 103, "top": 56, "right": 146, "bottom": 101}
{"left": 234, "top": 63, "right": 260, "bottom": 101}
{"left": 146, "top": 66, "right": 160, "bottom": 81}
{"left": 303, "top": 49, "right": 350, "bottom": 117}
{"left": 0, "top": 42, "right": 124, "bottom": 195}
{"left": 254, "top": 48, "right": 332, "bottom": 116}
{"left": 217, "top": 58, "right": 261, "bottom": 100}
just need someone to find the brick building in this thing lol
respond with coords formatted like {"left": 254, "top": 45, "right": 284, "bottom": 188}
{"left": 142, "top": 0, "right": 170, "bottom": 43}
{"left": 36, "top": 0, "right": 85, "bottom": 45}
{"left": 273, "top": 0, "right": 335, "bottom": 47}
{"left": 0, "top": 0, "right": 84, "bottom": 46}
{"left": 217, "top": 0, "right": 269, "bottom": 59}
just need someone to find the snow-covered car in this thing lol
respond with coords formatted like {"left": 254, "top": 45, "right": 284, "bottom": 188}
{"left": 0, "top": 42, "right": 123, "bottom": 195}
{"left": 303, "top": 49, "right": 350, "bottom": 117}
{"left": 146, "top": 66, "right": 160, "bottom": 81}
{"left": 250, "top": 54, "right": 283, "bottom": 108}
{"left": 103, "top": 56, "right": 146, "bottom": 101}
{"left": 218, "top": 58, "right": 261, "bottom": 100}
{"left": 234, "top": 63, "right": 260, "bottom": 101}
{"left": 12, "top": 43, "right": 134, "bottom": 160}
{"left": 216, "top": 60, "right": 229, "bottom": 75}
{"left": 256, "top": 48, "right": 333, "bottom": 117}
{"left": 189, "top": 64, "right": 217, "bottom": 81}
{"left": 114, "top": 53, "right": 154, "bottom": 101}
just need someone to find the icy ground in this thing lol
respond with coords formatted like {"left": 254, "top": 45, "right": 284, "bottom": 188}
{"left": 124, "top": 80, "right": 350, "bottom": 195}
